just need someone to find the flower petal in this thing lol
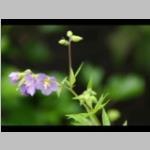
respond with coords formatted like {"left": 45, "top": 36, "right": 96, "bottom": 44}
{"left": 9, "top": 72, "right": 20, "bottom": 83}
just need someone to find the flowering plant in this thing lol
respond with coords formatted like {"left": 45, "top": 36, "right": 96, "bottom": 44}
{"left": 9, "top": 30, "right": 127, "bottom": 126}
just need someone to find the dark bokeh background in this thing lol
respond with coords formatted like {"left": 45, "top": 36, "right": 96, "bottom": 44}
{"left": 1, "top": 25, "right": 150, "bottom": 125}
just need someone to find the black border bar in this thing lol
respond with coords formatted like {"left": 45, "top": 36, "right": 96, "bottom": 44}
{"left": 1, "top": 125, "right": 150, "bottom": 132}
{"left": 1, "top": 19, "right": 150, "bottom": 25}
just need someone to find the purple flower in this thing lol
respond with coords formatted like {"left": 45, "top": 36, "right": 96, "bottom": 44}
{"left": 9, "top": 69, "right": 59, "bottom": 96}
{"left": 36, "top": 73, "right": 58, "bottom": 95}
{"left": 9, "top": 72, "right": 20, "bottom": 83}
{"left": 20, "top": 74, "right": 37, "bottom": 96}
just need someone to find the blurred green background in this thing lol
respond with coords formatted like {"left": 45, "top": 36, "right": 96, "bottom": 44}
{"left": 1, "top": 25, "right": 150, "bottom": 125}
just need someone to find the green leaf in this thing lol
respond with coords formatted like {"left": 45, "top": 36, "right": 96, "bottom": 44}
{"left": 56, "top": 77, "right": 68, "bottom": 97}
{"left": 94, "top": 94, "right": 109, "bottom": 112}
{"left": 61, "top": 77, "right": 68, "bottom": 85}
{"left": 75, "top": 63, "right": 84, "bottom": 77}
{"left": 86, "top": 95, "right": 97, "bottom": 109}
{"left": 66, "top": 112, "right": 94, "bottom": 126}
{"left": 102, "top": 108, "right": 111, "bottom": 126}
{"left": 87, "top": 77, "right": 93, "bottom": 89}
{"left": 56, "top": 85, "right": 62, "bottom": 97}
{"left": 98, "top": 94, "right": 108, "bottom": 105}
{"left": 69, "top": 68, "right": 76, "bottom": 87}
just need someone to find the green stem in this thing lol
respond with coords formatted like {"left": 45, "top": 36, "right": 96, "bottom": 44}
{"left": 65, "top": 86, "right": 78, "bottom": 97}
{"left": 68, "top": 39, "right": 72, "bottom": 73}
{"left": 83, "top": 103, "right": 100, "bottom": 125}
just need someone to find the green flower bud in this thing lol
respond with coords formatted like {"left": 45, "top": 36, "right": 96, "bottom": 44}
{"left": 108, "top": 109, "right": 121, "bottom": 122}
{"left": 58, "top": 39, "right": 69, "bottom": 46}
{"left": 73, "top": 88, "right": 97, "bottom": 109}
{"left": 71, "top": 35, "right": 83, "bottom": 42}
{"left": 24, "top": 69, "right": 32, "bottom": 75}
{"left": 67, "top": 30, "right": 73, "bottom": 38}
{"left": 58, "top": 39, "right": 65, "bottom": 45}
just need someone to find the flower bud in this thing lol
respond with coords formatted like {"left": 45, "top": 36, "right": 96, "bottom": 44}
{"left": 67, "top": 30, "right": 73, "bottom": 37}
{"left": 71, "top": 35, "right": 83, "bottom": 42}
{"left": 108, "top": 109, "right": 121, "bottom": 122}
{"left": 58, "top": 39, "right": 69, "bottom": 46}
{"left": 24, "top": 69, "right": 32, "bottom": 75}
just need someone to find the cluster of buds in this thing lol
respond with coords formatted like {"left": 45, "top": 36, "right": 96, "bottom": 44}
{"left": 9, "top": 69, "right": 58, "bottom": 96}
{"left": 73, "top": 88, "right": 97, "bottom": 109}
{"left": 58, "top": 30, "right": 83, "bottom": 46}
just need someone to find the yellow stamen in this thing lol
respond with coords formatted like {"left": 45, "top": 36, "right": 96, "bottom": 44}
{"left": 32, "top": 74, "right": 38, "bottom": 78}
{"left": 44, "top": 77, "right": 51, "bottom": 89}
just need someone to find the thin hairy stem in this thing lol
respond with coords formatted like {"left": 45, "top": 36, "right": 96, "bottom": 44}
{"left": 65, "top": 86, "right": 78, "bottom": 97}
{"left": 82, "top": 103, "right": 100, "bottom": 125}
{"left": 68, "top": 39, "right": 72, "bottom": 72}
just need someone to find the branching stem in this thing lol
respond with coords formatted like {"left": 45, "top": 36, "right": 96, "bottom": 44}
{"left": 64, "top": 85, "right": 100, "bottom": 125}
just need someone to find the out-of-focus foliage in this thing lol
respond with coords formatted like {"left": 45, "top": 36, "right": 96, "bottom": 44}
{"left": 38, "top": 25, "right": 66, "bottom": 34}
{"left": 80, "top": 63, "right": 104, "bottom": 89}
{"left": 105, "top": 74, "right": 145, "bottom": 101}
{"left": 108, "top": 26, "right": 139, "bottom": 66}
{"left": 108, "top": 25, "right": 150, "bottom": 74}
